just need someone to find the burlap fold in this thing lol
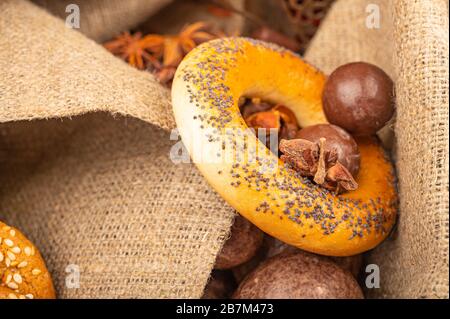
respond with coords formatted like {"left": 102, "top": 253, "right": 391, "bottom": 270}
{"left": 0, "top": 0, "right": 448, "bottom": 298}
{"left": 32, "top": 0, "right": 173, "bottom": 42}
{"left": 0, "top": 0, "right": 175, "bottom": 129}
{"left": 0, "top": 0, "right": 235, "bottom": 298}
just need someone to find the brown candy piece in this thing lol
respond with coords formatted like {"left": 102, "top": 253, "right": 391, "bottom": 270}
{"left": 264, "top": 236, "right": 363, "bottom": 278}
{"left": 240, "top": 97, "right": 273, "bottom": 118}
{"left": 329, "top": 255, "right": 364, "bottom": 279}
{"left": 214, "top": 215, "right": 264, "bottom": 270}
{"left": 296, "top": 124, "right": 360, "bottom": 177}
{"left": 231, "top": 245, "right": 267, "bottom": 283}
{"left": 251, "top": 26, "right": 301, "bottom": 52}
{"left": 322, "top": 62, "right": 395, "bottom": 136}
{"left": 202, "top": 270, "right": 237, "bottom": 299}
{"left": 232, "top": 251, "right": 364, "bottom": 299}
{"left": 264, "top": 236, "right": 298, "bottom": 259}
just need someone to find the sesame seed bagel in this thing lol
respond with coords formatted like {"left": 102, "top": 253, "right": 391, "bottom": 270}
{"left": 172, "top": 37, "right": 397, "bottom": 256}
{"left": 0, "top": 221, "right": 55, "bottom": 299}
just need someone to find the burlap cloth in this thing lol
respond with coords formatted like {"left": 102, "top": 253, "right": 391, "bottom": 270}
{"left": 32, "top": 0, "right": 173, "bottom": 42}
{"left": 305, "top": 0, "right": 449, "bottom": 299}
{"left": 0, "top": 0, "right": 448, "bottom": 298}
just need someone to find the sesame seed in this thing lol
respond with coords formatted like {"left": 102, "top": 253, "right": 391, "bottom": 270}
{"left": 13, "top": 273, "right": 22, "bottom": 284}
{"left": 6, "top": 251, "right": 16, "bottom": 261}
{"left": 7, "top": 282, "right": 18, "bottom": 290}
{"left": 24, "top": 247, "right": 31, "bottom": 256}
{"left": 32, "top": 268, "right": 41, "bottom": 276}
{"left": 17, "top": 261, "right": 28, "bottom": 268}
{"left": 4, "top": 238, "right": 13, "bottom": 247}
{"left": 11, "top": 246, "right": 21, "bottom": 254}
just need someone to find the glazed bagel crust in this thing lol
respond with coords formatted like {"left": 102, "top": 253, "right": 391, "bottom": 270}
{"left": 0, "top": 221, "right": 55, "bottom": 299}
{"left": 172, "top": 38, "right": 397, "bottom": 256}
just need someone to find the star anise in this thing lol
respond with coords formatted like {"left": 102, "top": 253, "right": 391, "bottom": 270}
{"left": 272, "top": 104, "right": 299, "bottom": 140}
{"left": 162, "top": 22, "right": 220, "bottom": 68}
{"left": 242, "top": 99, "right": 300, "bottom": 150}
{"left": 104, "top": 22, "right": 224, "bottom": 86}
{"left": 103, "top": 32, "right": 163, "bottom": 70}
{"left": 240, "top": 97, "right": 273, "bottom": 118}
{"left": 243, "top": 100, "right": 299, "bottom": 139}
{"left": 245, "top": 110, "right": 282, "bottom": 137}
{"left": 279, "top": 137, "right": 358, "bottom": 193}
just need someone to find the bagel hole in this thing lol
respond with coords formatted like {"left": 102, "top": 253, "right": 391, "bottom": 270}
{"left": 239, "top": 96, "right": 301, "bottom": 156}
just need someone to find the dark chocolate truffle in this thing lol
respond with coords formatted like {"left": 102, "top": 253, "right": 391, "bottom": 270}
{"left": 296, "top": 124, "right": 360, "bottom": 177}
{"left": 322, "top": 62, "right": 395, "bottom": 135}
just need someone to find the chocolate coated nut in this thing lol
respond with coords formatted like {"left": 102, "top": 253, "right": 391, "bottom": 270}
{"left": 322, "top": 62, "right": 395, "bottom": 135}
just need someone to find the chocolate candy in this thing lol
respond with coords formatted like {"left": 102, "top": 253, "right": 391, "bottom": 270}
{"left": 296, "top": 124, "right": 360, "bottom": 176}
{"left": 322, "top": 62, "right": 395, "bottom": 136}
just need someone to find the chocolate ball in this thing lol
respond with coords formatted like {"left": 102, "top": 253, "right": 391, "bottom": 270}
{"left": 215, "top": 215, "right": 264, "bottom": 270}
{"left": 232, "top": 251, "right": 363, "bottom": 299}
{"left": 202, "top": 270, "right": 237, "bottom": 299}
{"left": 322, "top": 62, "right": 395, "bottom": 135}
{"left": 296, "top": 124, "right": 360, "bottom": 176}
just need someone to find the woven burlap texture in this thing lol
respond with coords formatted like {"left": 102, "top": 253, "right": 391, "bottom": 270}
{"left": 0, "top": 0, "right": 235, "bottom": 298}
{"left": 0, "top": 0, "right": 174, "bottom": 129}
{"left": 306, "top": 0, "right": 449, "bottom": 298}
{"left": 32, "top": 0, "right": 173, "bottom": 42}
